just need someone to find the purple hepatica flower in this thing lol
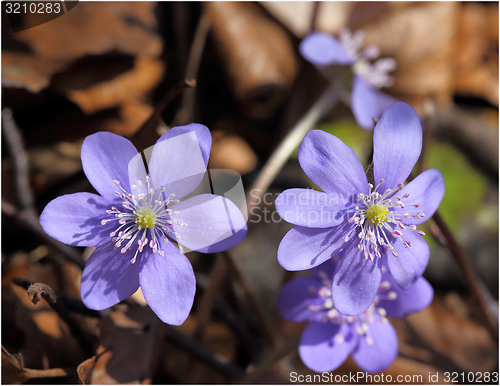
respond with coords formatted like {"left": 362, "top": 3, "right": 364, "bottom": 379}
{"left": 278, "top": 259, "right": 433, "bottom": 373}
{"left": 40, "top": 124, "right": 247, "bottom": 325}
{"left": 300, "top": 28, "right": 397, "bottom": 130}
{"left": 275, "top": 102, "right": 445, "bottom": 315}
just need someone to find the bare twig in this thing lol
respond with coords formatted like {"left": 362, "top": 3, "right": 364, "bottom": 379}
{"left": 246, "top": 84, "right": 339, "bottom": 217}
{"left": 12, "top": 279, "right": 97, "bottom": 357}
{"left": 2, "top": 346, "right": 71, "bottom": 383}
{"left": 238, "top": 337, "right": 300, "bottom": 384}
{"left": 2, "top": 108, "right": 34, "bottom": 210}
{"left": 131, "top": 79, "right": 197, "bottom": 147}
{"left": 2, "top": 200, "right": 85, "bottom": 269}
{"left": 432, "top": 211, "right": 499, "bottom": 340}
{"left": 172, "top": 10, "right": 212, "bottom": 126}
{"left": 164, "top": 326, "right": 245, "bottom": 379}
{"left": 221, "top": 251, "right": 277, "bottom": 348}
{"left": 309, "top": 2, "right": 321, "bottom": 32}
{"left": 188, "top": 255, "right": 228, "bottom": 382}
{"left": 2, "top": 110, "right": 86, "bottom": 269}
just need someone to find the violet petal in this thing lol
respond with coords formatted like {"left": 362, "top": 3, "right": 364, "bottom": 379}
{"left": 80, "top": 242, "right": 140, "bottom": 310}
{"left": 352, "top": 319, "right": 398, "bottom": 373}
{"left": 275, "top": 188, "right": 349, "bottom": 228}
{"left": 298, "top": 130, "right": 369, "bottom": 197}
{"left": 81, "top": 132, "right": 139, "bottom": 201}
{"left": 139, "top": 239, "right": 195, "bottom": 326}
{"left": 299, "top": 322, "right": 357, "bottom": 373}
{"left": 373, "top": 102, "right": 422, "bottom": 192}
{"left": 331, "top": 243, "right": 382, "bottom": 315}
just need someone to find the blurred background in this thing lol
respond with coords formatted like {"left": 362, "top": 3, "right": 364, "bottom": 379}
{"left": 2, "top": 2, "right": 498, "bottom": 384}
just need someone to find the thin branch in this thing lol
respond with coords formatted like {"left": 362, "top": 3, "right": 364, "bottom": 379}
{"left": 246, "top": 84, "right": 339, "bottom": 217}
{"left": 221, "top": 251, "right": 277, "bottom": 348}
{"left": 2, "top": 108, "right": 34, "bottom": 210}
{"left": 238, "top": 337, "right": 300, "bottom": 384}
{"left": 131, "top": 79, "right": 197, "bottom": 146}
{"left": 2, "top": 200, "right": 85, "bottom": 269}
{"left": 188, "top": 255, "right": 227, "bottom": 382}
{"left": 164, "top": 326, "right": 245, "bottom": 379}
{"left": 2, "top": 108, "right": 85, "bottom": 268}
{"left": 172, "top": 10, "right": 212, "bottom": 127}
{"left": 309, "top": 2, "right": 321, "bottom": 32}
{"left": 432, "top": 211, "right": 498, "bottom": 340}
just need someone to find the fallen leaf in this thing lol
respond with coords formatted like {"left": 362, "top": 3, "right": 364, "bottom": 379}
{"left": 3, "top": 2, "right": 162, "bottom": 93}
{"left": 207, "top": 2, "right": 298, "bottom": 119}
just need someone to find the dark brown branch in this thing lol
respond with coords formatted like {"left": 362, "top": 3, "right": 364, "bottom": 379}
{"left": 309, "top": 2, "right": 321, "bottom": 32}
{"left": 188, "top": 255, "right": 227, "bottom": 382}
{"left": 238, "top": 337, "right": 300, "bottom": 384}
{"left": 2, "top": 108, "right": 34, "bottom": 210}
{"left": 164, "top": 326, "right": 245, "bottom": 379}
{"left": 172, "top": 10, "right": 212, "bottom": 127}
{"left": 2, "top": 200, "right": 85, "bottom": 269}
{"left": 221, "top": 251, "right": 277, "bottom": 348}
{"left": 432, "top": 211, "right": 498, "bottom": 340}
{"left": 131, "top": 79, "right": 196, "bottom": 149}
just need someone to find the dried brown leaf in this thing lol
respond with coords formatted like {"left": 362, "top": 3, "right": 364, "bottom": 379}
{"left": 405, "top": 296, "right": 497, "bottom": 372}
{"left": 52, "top": 57, "right": 164, "bottom": 114}
{"left": 3, "top": 2, "right": 162, "bottom": 93}
{"left": 207, "top": 2, "right": 297, "bottom": 119}
{"left": 2, "top": 348, "right": 69, "bottom": 384}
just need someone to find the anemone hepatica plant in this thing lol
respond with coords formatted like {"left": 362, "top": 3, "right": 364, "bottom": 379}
{"left": 40, "top": 124, "right": 246, "bottom": 325}
{"left": 278, "top": 259, "right": 433, "bottom": 373}
{"left": 300, "top": 28, "right": 397, "bottom": 130}
{"left": 275, "top": 102, "right": 445, "bottom": 315}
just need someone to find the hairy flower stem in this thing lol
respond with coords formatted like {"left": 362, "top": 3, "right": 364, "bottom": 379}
{"left": 247, "top": 84, "right": 340, "bottom": 218}
{"left": 432, "top": 211, "right": 499, "bottom": 341}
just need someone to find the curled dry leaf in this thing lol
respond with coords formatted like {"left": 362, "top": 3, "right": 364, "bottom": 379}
{"left": 2, "top": 348, "right": 69, "bottom": 384}
{"left": 52, "top": 57, "right": 164, "bottom": 115}
{"left": 207, "top": 2, "right": 298, "bottom": 119}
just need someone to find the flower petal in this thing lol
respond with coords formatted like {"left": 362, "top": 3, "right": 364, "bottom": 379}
{"left": 298, "top": 130, "right": 369, "bottom": 197}
{"left": 352, "top": 319, "right": 398, "bottom": 373}
{"left": 387, "top": 231, "right": 430, "bottom": 290}
{"left": 277, "top": 223, "right": 350, "bottom": 271}
{"left": 139, "top": 239, "right": 195, "bottom": 325}
{"left": 300, "top": 32, "right": 354, "bottom": 66}
{"left": 81, "top": 132, "right": 139, "bottom": 200}
{"left": 171, "top": 194, "right": 247, "bottom": 253}
{"left": 149, "top": 124, "right": 211, "bottom": 200}
{"left": 299, "top": 322, "right": 357, "bottom": 373}
{"left": 379, "top": 276, "right": 433, "bottom": 318}
{"left": 373, "top": 102, "right": 423, "bottom": 192}
{"left": 40, "top": 192, "right": 114, "bottom": 247}
{"left": 331, "top": 243, "right": 382, "bottom": 315}
{"left": 80, "top": 242, "right": 140, "bottom": 310}
{"left": 275, "top": 188, "right": 350, "bottom": 228}
{"left": 395, "top": 169, "right": 445, "bottom": 225}
{"left": 277, "top": 277, "right": 325, "bottom": 323}
{"left": 351, "top": 75, "right": 398, "bottom": 130}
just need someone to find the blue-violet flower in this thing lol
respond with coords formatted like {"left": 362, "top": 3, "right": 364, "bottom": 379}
{"left": 278, "top": 259, "right": 433, "bottom": 373}
{"left": 275, "top": 102, "right": 445, "bottom": 315}
{"left": 301, "top": 28, "right": 397, "bottom": 130}
{"left": 40, "top": 124, "right": 247, "bottom": 325}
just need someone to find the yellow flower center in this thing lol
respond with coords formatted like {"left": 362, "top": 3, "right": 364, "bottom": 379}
{"left": 135, "top": 208, "right": 156, "bottom": 229}
{"left": 366, "top": 204, "right": 389, "bottom": 226}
